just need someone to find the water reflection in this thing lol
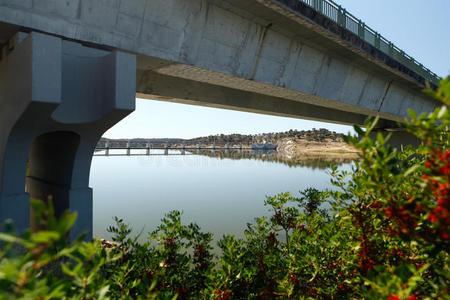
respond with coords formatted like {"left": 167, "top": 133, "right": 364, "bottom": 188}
{"left": 189, "top": 149, "right": 357, "bottom": 169}
{"left": 94, "top": 149, "right": 357, "bottom": 169}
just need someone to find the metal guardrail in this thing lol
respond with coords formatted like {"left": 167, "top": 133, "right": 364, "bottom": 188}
{"left": 299, "top": 0, "right": 441, "bottom": 86}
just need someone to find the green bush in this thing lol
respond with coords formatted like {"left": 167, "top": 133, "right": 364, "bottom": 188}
{"left": 0, "top": 78, "right": 448, "bottom": 299}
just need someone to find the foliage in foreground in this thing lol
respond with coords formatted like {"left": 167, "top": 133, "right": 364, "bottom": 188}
{"left": 0, "top": 78, "right": 449, "bottom": 299}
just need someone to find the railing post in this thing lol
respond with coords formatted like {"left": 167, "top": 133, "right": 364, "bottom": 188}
{"left": 358, "top": 21, "right": 365, "bottom": 39}
{"left": 313, "top": 0, "right": 322, "bottom": 13}
{"left": 337, "top": 6, "right": 343, "bottom": 26}
{"left": 388, "top": 42, "right": 394, "bottom": 56}
{"left": 341, "top": 8, "right": 347, "bottom": 28}
{"left": 399, "top": 50, "right": 405, "bottom": 64}
{"left": 374, "top": 33, "right": 380, "bottom": 49}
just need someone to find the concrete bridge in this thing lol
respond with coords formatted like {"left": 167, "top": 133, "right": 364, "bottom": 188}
{"left": 94, "top": 147, "right": 248, "bottom": 156}
{"left": 95, "top": 140, "right": 246, "bottom": 156}
{"left": 0, "top": 0, "right": 441, "bottom": 239}
{"left": 96, "top": 140, "right": 247, "bottom": 151}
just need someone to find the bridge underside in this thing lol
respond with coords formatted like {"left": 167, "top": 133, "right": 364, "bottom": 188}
{"left": 0, "top": 0, "right": 439, "bottom": 128}
{"left": 137, "top": 68, "right": 393, "bottom": 128}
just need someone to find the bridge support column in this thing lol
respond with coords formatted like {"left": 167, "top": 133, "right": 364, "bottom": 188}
{"left": 0, "top": 32, "right": 136, "bottom": 240}
{"left": 126, "top": 141, "right": 131, "bottom": 156}
{"left": 105, "top": 141, "right": 110, "bottom": 156}
{"left": 146, "top": 142, "right": 150, "bottom": 155}
{"left": 368, "top": 129, "right": 420, "bottom": 149}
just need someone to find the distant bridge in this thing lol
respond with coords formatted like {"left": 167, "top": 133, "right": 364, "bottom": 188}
{"left": 94, "top": 148, "right": 249, "bottom": 156}
{"left": 96, "top": 140, "right": 248, "bottom": 151}
{"left": 94, "top": 150, "right": 195, "bottom": 157}
{"left": 0, "top": 0, "right": 442, "bottom": 239}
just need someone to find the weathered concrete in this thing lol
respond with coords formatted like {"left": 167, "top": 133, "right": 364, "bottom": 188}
{"left": 0, "top": 32, "right": 135, "bottom": 239}
{"left": 0, "top": 0, "right": 439, "bottom": 128}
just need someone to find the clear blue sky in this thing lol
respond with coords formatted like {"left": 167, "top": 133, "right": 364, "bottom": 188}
{"left": 104, "top": 0, "right": 449, "bottom": 139}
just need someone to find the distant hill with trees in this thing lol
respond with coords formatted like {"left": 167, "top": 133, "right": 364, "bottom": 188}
{"left": 98, "top": 128, "right": 344, "bottom": 147}
{"left": 184, "top": 128, "right": 343, "bottom": 145}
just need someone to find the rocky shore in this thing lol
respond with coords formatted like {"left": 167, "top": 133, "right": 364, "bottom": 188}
{"left": 276, "top": 137, "right": 360, "bottom": 162}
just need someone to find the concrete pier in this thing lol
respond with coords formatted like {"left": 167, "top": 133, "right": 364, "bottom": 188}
{"left": 126, "top": 141, "right": 131, "bottom": 156}
{"left": 146, "top": 142, "right": 151, "bottom": 155}
{"left": 0, "top": 32, "right": 136, "bottom": 239}
{"left": 368, "top": 129, "right": 420, "bottom": 149}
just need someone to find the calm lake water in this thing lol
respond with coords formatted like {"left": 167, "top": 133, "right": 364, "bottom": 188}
{"left": 90, "top": 149, "right": 353, "bottom": 242}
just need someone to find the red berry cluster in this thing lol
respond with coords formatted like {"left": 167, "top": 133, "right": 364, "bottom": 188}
{"left": 213, "top": 289, "right": 231, "bottom": 300}
{"left": 384, "top": 199, "right": 419, "bottom": 236}
{"left": 423, "top": 149, "right": 450, "bottom": 241}
{"left": 273, "top": 209, "right": 296, "bottom": 230}
{"left": 193, "top": 243, "right": 210, "bottom": 272}
{"left": 175, "top": 286, "right": 188, "bottom": 298}
{"left": 388, "top": 294, "right": 418, "bottom": 300}
{"left": 348, "top": 203, "right": 380, "bottom": 274}
{"left": 267, "top": 231, "right": 277, "bottom": 248}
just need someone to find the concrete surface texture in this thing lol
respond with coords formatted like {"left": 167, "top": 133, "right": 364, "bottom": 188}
{"left": 0, "top": 32, "right": 136, "bottom": 239}
{"left": 0, "top": 0, "right": 439, "bottom": 127}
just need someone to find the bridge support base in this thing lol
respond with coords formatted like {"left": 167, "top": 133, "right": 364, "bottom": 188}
{"left": 0, "top": 32, "right": 136, "bottom": 240}
{"left": 368, "top": 129, "right": 420, "bottom": 149}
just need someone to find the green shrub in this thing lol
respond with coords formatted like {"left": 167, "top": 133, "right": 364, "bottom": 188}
{"left": 0, "top": 78, "right": 448, "bottom": 299}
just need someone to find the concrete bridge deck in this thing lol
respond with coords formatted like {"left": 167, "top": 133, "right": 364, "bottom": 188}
{"left": 0, "top": 0, "right": 440, "bottom": 127}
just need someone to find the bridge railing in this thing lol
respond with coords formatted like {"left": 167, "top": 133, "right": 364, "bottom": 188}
{"left": 298, "top": 0, "right": 441, "bottom": 86}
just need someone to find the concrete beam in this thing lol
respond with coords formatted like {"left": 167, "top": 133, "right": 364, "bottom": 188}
{"left": 137, "top": 70, "right": 397, "bottom": 128}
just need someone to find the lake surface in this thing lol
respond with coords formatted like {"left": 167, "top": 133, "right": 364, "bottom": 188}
{"left": 90, "top": 149, "right": 353, "bottom": 242}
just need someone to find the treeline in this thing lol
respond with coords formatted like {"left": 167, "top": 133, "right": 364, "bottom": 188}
{"left": 98, "top": 128, "right": 344, "bottom": 147}
{"left": 188, "top": 128, "right": 344, "bottom": 145}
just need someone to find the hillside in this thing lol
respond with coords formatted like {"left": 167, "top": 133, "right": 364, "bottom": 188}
{"left": 187, "top": 128, "right": 345, "bottom": 145}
